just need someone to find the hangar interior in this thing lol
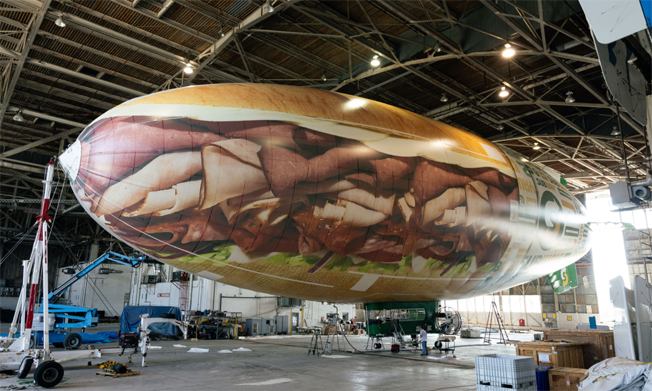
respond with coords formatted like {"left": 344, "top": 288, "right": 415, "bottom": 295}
{"left": 0, "top": 0, "right": 651, "bottom": 390}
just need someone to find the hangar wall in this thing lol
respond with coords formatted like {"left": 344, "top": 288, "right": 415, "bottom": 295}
{"left": 55, "top": 260, "right": 354, "bottom": 328}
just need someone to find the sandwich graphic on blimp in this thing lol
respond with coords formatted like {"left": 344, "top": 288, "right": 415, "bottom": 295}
{"left": 59, "top": 84, "right": 591, "bottom": 304}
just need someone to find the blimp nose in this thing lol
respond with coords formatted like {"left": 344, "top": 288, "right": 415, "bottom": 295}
{"left": 59, "top": 139, "right": 81, "bottom": 181}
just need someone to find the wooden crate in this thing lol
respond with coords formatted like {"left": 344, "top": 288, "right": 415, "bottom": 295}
{"left": 548, "top": 367, "right": 588, "bottom": 390}
{"left": 543, "top": 330, "right": 615, "bottom": 368}
{"left": 512, "top": 341, "right": 584, "bottom": 368}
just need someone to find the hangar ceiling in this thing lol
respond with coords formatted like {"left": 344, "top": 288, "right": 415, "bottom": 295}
{"left": 0, "top": 0, "right": 650, "bottom": 256}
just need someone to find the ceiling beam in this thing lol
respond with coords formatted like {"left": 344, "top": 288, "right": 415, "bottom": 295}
{"left": 0, "top": 0, "right": 52, "bottom": 131}
{"left": 175, "top": 0, "right": 302, "bottom": 87}
{"left": 26, "top": 59, "right": 147, "bottom": 96}
{"left": 478, "top": 0, "right": 644, "bottom": 135}
{"left": 156, "top": 0, "right": 174, "bottom": 18}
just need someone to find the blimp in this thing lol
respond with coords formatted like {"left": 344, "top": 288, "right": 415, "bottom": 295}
{"left": 58, "top": 84, "right": 590, "bottom": 309}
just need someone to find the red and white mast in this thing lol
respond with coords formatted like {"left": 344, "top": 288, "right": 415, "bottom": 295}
{"left": 22, "top": 157, "right": 55, "bottom": 357}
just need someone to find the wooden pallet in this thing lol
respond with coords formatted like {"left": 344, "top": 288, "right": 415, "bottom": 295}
{"left": 96, "top": 370, "right": 141, "bottom": 378}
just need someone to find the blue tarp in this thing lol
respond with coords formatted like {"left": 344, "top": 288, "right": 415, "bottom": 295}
{"left": 119, "top": 306, "right": 182, "bottom": 336}
{"left": 97, "top": 331, "right": 119, "bottom": 340}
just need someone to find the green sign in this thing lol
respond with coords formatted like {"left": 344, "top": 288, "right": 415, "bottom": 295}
{"left": 548, "top": 263, "right": 578, "bottom": 294}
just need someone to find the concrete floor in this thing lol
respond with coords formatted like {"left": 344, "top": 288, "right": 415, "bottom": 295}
{"left": 0, "top": 326, "right": 535, "bottom": 391}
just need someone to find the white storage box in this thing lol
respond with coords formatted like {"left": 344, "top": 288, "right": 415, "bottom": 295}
{"left": 476, "top": 354, "right": 536, "bottom": 390}
{"left": 477, "top": 385, "right": 536, "bottom": 391}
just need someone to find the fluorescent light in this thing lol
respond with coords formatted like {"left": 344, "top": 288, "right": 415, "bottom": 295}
{"left": 55, "top": 16, "right": 66, "bottom": 28}
{"left": 183, "top": 63, "right": 194, "bottom": 74}
{"left": 498, "top": 86, "right": 509, "bottom": 98}
{"left": 502, "top": 43, "right": 515, "bottom": 58}
{"left": 370, "top": 55, "right": 380, "bottom": 67}
{"left": 565, "top": 91, "right": 575, "bottom": 103}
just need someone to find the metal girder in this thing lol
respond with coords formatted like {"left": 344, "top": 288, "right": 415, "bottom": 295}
{"left": 0, "top": 0, "right": 51, "bottom": 131}
{"left": 376, "top": 0, "right": 634, "bottom": 181}
{"left": 55, "top": 0, "right": 196, "bottom": 57}
{"left": 1, "top": 126, "right": 82, "bottom": 158}
{"left": 0, "top": 198, "right": 78, "bottom": 204}
{"left": 251, "top": 34, "right": 345, "bottom": 75}
{"left": 479, "top": 101, "right": 612, "bottom": 109}
{"left": 13, "top": 89, "right": 100, "bottom": 113}
{"left": 26, "top": 58, "right": 147, "bottom": 96}
{"left": 6, "top": 106, "right": 85, "bottom": 128}
{"left": 174, "top": 0, "right": 241, "bottom": 27}
{"left": 156, "top": 0, "right": 174, "bottom": 18}
{"left": 36, "top": 31, "right": 173, "bottom": 80}
{"left": 31, "top": 45, "right": 159, "bottom": 89}
{"left": 112, "top": 0, "right": 215, "bottom": 43}
{"left": 478, "top": 0, "right": 644, "bottom": 135}
{"left": 21, "top": 68, "right": 129, "bottom": 103}
{"left": 45, "top": 11, "right": 186, "bottom": 68}
{"left": 16, "top": 78, "right": 116, "bottom": 111}
{"left": 176, "top": 0, "right": 302, "bottom": 87}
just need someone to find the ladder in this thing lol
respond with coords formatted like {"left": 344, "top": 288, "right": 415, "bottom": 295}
{"left": 484, "top": 301, "right": 509, "bottom": 345}
{"left": 322, "top": 318, "right": 341, "bottom": 355}
{"left": 178, "top": 279, "right": 189, "bottom": 316}
{"left": 307, "top": 328, "right": 323, "bottom": 355}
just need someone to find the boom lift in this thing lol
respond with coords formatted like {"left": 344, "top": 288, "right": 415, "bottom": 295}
{"left": 28, "top": 252, "right": 148, "bottom": 349}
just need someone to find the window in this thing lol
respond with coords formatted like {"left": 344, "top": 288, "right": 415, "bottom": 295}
{"left": 408, "top": 308, "right": 425, "bottom": 321}
{"left": 526, "top": 296, "right": 542, "bottom": 313}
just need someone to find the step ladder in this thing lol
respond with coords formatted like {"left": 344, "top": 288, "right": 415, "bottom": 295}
{"left": 322, "top": 319, "right": 341, "bottom": 355}
{"left": 307, "top": 328, "right": 323, "bottom": 355}
{"left": 484, "top": 301, "right": 509, "bottom": 345}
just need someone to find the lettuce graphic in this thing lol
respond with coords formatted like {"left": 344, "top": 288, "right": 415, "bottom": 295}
{"left": 175, "top": 245, "right": 235, "bottom": 266}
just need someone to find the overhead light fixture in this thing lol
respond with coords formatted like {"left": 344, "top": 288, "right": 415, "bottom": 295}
{"left": 434, "top": 43, "right": 442, "bottom": 53}
{"left": 502, "top": 43, "right": 515, "bottom": 58}
{"left": 440, "top": 93, "right": 448, "bottom": 103}
{"left": 565, "top": 91, "right": 575, "bottom": 103}
{"left": 321, "top": 71, "right": 327, "bottom": 82}
{"left": 262, "top": 0, "right": 274, "bottom": 14}
{"left": 521, "top": 157, "right": 528, "bottom": 162}
{"left": 532, "top": 142, "right": 540, "bottom": 150}
{"left": 13, "top": 111, "right": 24, "bottom": 122}
{"left": 611, "top": 125, "right": 620, "bottom": 136}
{"left": 370, "top": 55, "right": 380, "bottom": 67}
{"left": 55, "top": 15, "right": 66, "bottom": 28}
{"left": 183, "top": 63, "right": 194, "bottom": 74}
{"left": 496, "top": 124, "right": 504, "bottom": 131}
{"left": 219, "top": 30, "right": 225, "bottom": 38}
{"left": 498, "top": 86, "right": 509, "bottom": 98}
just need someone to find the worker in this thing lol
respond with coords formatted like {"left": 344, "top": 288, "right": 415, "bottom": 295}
{"left": 419, "top": 325, "right": 428, "bottom": 356}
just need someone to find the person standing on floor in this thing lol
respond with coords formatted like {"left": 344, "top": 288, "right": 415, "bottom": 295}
{"left": 419, "top": 325, "right": 428, "bottom": 356}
